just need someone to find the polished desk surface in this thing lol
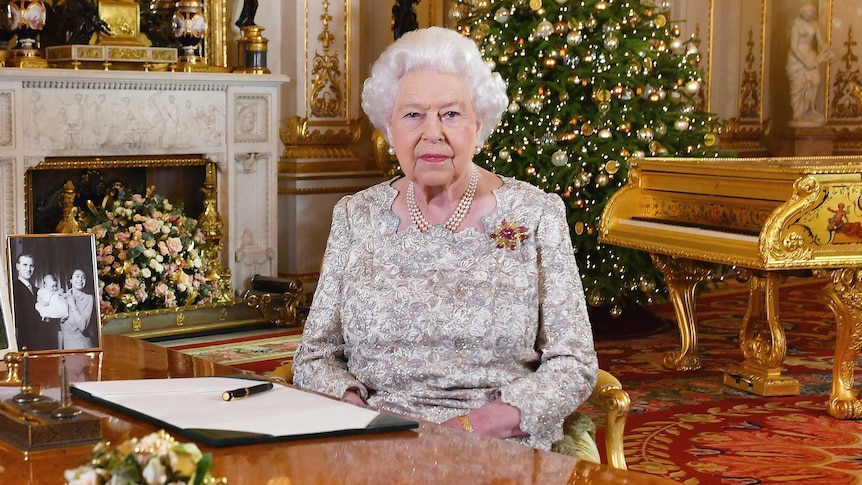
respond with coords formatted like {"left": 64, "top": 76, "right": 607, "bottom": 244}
{"left": 0, "top": 335, "right": 676, "bottom": 484}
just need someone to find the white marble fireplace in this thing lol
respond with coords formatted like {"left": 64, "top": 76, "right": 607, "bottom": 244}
{"left": 0, "top": 68, "right": 289, "bottom": 294}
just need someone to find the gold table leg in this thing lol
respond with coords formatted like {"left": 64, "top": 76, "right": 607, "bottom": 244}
{"left": 723, "top": 272, "right": 800, "bottom": 396}
{"left": 651, "top": 255, "right": 714, "bottom": 371}
{"left": 815, "top": 268, "right": 862, "bottom": 419}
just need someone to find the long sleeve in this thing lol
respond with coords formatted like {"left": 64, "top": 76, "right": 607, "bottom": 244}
{"left": 497, "top": 192, "right": 598, "bottom": 448}
{"left": 66, "top": 291, "right": 94, "bottom": 333}
{"left": 292, "top": 195, "right": 369, "bottom": 399}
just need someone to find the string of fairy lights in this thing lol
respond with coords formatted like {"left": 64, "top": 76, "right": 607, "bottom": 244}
{"left": 452, "top": 0, "right": 722, "bottom": 317}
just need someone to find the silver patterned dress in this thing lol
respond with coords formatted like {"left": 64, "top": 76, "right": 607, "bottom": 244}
{"left": 293, "top": 175, "right": 598, "bottom": 450}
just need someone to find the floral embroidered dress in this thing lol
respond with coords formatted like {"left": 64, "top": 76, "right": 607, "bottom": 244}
{"left": 293, "top": 175, "right": 598, "bottom": 450}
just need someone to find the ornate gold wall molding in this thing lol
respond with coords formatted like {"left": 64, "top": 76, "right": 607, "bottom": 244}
{"left": 280, "top": 116, "right": 361, "bottom": 159}
{"left": 830, "top": 26, "right": 862, "bottom": 119}
{"left": 282, "top": 0, "right": 362, "bottom": 164}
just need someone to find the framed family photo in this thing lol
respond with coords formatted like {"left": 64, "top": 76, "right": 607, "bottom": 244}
{"left": 6, "top": 234, "right": 102, "bottom": 354}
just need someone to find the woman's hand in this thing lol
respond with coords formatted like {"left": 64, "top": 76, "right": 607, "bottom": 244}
{"left": 442, "top": 398, "right": 528, "bottom": 439}
{"left": 341, "top": 388, "right": 366, "bottom": 406}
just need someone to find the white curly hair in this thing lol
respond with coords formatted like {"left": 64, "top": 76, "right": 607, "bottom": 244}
{"left": 361, "top": 26, "right": 508, "bottom": 147}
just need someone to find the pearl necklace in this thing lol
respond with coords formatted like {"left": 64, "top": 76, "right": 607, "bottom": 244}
{"left": 407, "top": 165, "right": 479, "bottom": 233}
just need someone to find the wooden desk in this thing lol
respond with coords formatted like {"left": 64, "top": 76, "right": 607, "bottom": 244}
{"left": 0, "top": 335, "right": 673, "bottom": 484}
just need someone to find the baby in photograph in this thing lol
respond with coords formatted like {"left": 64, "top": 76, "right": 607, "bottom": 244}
{"left": 36, "top": 274, "right": 68, "bottom": 321}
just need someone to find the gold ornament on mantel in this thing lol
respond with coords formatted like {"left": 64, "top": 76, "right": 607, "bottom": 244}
{"left": 97, "top": 0, "right": 146, "bottom": 46}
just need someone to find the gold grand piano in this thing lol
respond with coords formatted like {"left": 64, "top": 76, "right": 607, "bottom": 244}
{"left": 599, "top": 156, "right": 862, "bottom": 420}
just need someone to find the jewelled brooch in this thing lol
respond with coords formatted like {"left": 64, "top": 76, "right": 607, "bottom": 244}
{"left": 490, "top": 219, "right": 529, "bottom": 250}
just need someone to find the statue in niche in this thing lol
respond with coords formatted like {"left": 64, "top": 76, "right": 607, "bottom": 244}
{"left": 392, "top": 0, "right": 420, "bottom": 40}
{"left": 786, "top": 2, "right": 833, "bottom": 126}
{"left": 235, "top": 0, "right": 258, "bottom": 28}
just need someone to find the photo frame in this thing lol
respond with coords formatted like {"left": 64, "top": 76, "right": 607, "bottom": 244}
{"left": 6, "top": 234, "right": 102, "bottom": 354}
{"left": 0, "top": 247, "right": 15, "bottom": 358}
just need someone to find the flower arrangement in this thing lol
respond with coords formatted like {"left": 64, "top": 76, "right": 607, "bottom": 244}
{"left": 490, "top": 219, "right": 530, "bottom": 250}
{"left": 79, "top": 187, "right": 222, "bottom": 315}
{"left": 64, "top": 430, "right": 217, "bottom": 485}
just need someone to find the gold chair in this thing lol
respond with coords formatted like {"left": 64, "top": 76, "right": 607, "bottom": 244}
{"left": 270, "top": 364, "right": 630, "bottom": 470}
{"left": 591, "top": 369, "right": 631, "bottom": 470}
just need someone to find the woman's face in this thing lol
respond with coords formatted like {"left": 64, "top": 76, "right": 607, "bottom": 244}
{"left": 71, "top": 270, "right": 87, "bottom": 291}
{"left": 387, "top": 70, "right": 481, "bottom": 188}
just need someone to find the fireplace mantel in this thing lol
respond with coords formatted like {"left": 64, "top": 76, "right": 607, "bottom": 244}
{"left": 0, "top": 68, "right": 290, "bottom": 294}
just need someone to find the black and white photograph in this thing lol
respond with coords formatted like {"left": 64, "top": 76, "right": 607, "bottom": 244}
{"left": 6, "top": 233, "right": 101, "bottom": 353}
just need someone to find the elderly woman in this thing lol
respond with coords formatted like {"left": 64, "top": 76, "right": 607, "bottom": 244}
{"left": 292, "top": 27, "right": 598, "bottom": 452}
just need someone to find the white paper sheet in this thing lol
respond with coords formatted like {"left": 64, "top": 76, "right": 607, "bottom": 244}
{"left": 72, "top": 377, "right": 384, "bottom": 437}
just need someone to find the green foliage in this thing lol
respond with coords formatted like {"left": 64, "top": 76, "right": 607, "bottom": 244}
{"left": 452, "top": 0, "right": 721, "bottom": 314}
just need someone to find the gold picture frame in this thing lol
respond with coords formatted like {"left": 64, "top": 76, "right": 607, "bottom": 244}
{"left": 6, "top": 234, "right": 102, "bottom": 355}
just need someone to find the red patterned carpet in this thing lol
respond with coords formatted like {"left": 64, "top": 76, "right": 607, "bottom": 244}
{"left": 164, "top": 278, "right": 862, "bottom": 484}
{"left": 592, "top": 278, "right": 862, "bottom": 484}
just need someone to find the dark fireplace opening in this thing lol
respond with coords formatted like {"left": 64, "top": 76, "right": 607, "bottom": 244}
{"left": 26, "top": 155, "right": 211, "bottom": 234}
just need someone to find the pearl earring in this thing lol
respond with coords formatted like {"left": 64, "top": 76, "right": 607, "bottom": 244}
{"left": 475, "top": 145, "right": 482, "bottom": 154}
{"left": 387, "top": 146, "right": 395, "bottom": 156}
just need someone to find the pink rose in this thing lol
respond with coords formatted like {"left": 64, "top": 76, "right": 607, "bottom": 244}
{"left": 166, "top": 237, "right": 183, "bottom": 253}
{"left": 105, "top": 283, "right": 121, "bottom": 298}
{"left": 144, "top": 218, "right": 161, "bottom": 233}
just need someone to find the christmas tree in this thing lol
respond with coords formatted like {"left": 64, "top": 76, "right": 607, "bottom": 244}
{"left": 451, "top": 0, "right": 722, "bottom": 319}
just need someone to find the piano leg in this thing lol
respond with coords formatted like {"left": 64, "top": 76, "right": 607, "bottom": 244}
{"left": 651, "top": 255, "right": 713, "bottom": 371}
{"left": 816, "top": 268, "right": 862, "bottom": 419}
{"left": 722, "top": 272, "right": 800, "bottom": 396}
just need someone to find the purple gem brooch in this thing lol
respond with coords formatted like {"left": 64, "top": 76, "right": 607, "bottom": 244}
{"left": 490, "top": 220, "right": 529, "bottom": 250}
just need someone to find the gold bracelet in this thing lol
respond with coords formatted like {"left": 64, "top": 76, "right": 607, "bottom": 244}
{"left": 458, "top": 414, "right": 474, "bottom": 433}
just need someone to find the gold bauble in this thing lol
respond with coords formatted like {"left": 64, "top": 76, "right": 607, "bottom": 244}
{"left": 704, "top": 133, "right": 717, "bottom": 146}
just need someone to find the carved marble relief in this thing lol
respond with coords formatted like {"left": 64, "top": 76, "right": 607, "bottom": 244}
{"left": 23, "top": 89, "right": 225, "bottom": 154}
{"left": 0, "top": 92, "right": 11, "bottom": 148}
{"left": 234, "top": 94, "right": 269, "bottom": 144}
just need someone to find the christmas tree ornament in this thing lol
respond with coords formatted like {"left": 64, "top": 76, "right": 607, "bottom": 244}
{"left": 567, "top": 31, "right": 583, "bottom": 46}
{"left": 605, "top": 161, "right": 620, "bottom": 174}
{"left": 551, "top": 150, "right": 569, "bottom": 166}
{"left": 598, "top": 128, "right": 612, "bottom": 138}
{"left": 596, "top": 173, "right": 609, "bottom": 186}
{"left": 674, "top": 117, "right": 690, "bottom": 131}
{"left": 704, "top": 133, "right": 717, "bottom": 146}
{"left": 654, "top": 121, "right": 667, "bottom": 136}
{"left": 684, "top": 80, "right": 701, "bottom": 96}
{"left": 535, "top": 19, "right": 553, "bottom": 38}
{"left": 499, "top": 148, "right": 512, "bottom": 161}
{"left": 507, "top": 101, "right": 520, "bottom": 114}
{"left": 637, "top": 127, "right": 654, "bottom": 141}
{"left": 494, "top": 7, "right": 510, "bottom": 23}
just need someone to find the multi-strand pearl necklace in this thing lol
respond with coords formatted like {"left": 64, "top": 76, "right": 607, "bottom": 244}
{"left": 407, "top": 165, "right": 479, "bottom": 233}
